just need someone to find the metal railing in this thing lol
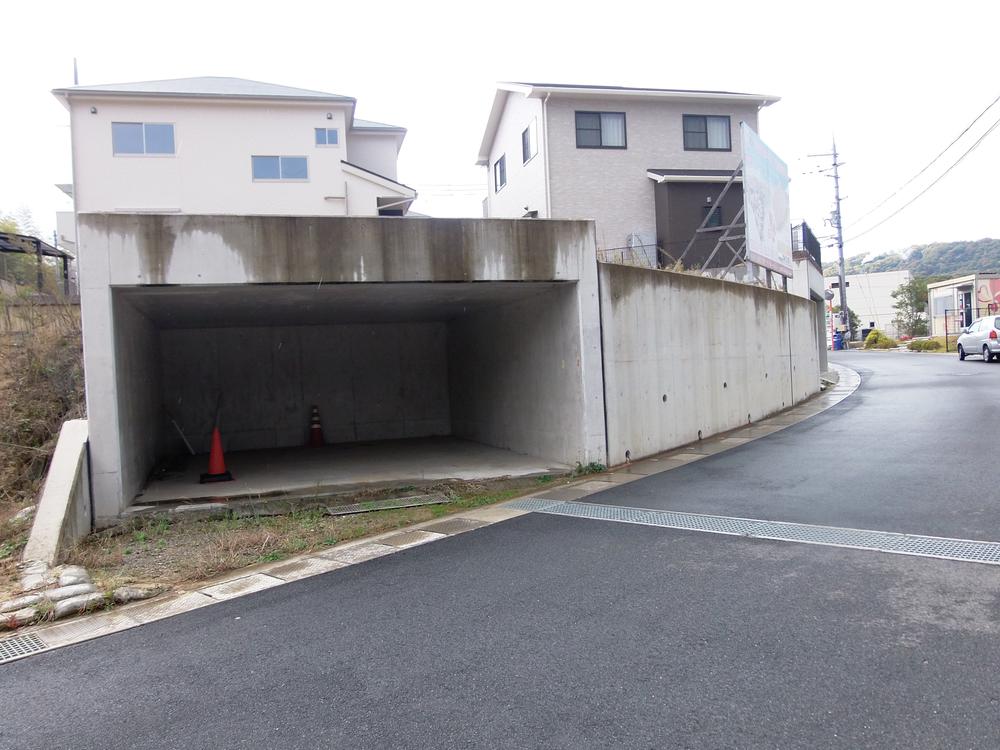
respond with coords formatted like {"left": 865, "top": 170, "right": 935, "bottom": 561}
{"left": 942, "top": 306, "right": 999, "bottom": 352}
{"left": 597, "top": 243, "right": 659, "bottom": 269}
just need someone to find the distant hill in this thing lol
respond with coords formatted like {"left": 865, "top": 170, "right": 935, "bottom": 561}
{"left": 823, "top": 238, "right": 1000, "bottom": 278}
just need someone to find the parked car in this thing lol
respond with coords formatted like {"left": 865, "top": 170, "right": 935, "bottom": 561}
{"left": 957, "top": 316, "right": 1000, "bottom": 361}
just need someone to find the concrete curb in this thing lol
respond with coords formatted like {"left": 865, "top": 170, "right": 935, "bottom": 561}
{"left": 0, "top": 365, "right": 861, "bottom": 664}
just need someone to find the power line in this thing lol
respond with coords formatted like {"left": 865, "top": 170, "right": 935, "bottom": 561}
{"left": 846, "top": 113, "right": 1000, "bottom": 243}
{"left": 847, "top": 92, "right": 1000, "bottom": 228}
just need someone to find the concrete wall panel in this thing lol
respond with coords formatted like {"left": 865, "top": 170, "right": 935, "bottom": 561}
{"left": 600, "top": 264, "right": 820, "bottom": 465}
{"left": 112, "top": 295, "right": 163, "bottom": 505}
{"left": 159, "top": 322, "right": 450, "bottom": 454}
{"left": 448, "top": 285, "right": 590, "bottom": 466}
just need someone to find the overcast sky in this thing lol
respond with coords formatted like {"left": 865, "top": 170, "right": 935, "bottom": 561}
{"left": 3, "top": 1, "right": 998, "bottom": 265}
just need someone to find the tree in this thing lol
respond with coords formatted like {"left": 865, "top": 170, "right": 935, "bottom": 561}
{"left": 832, "top": 305, "right": 860, "bottom": 340}
{"left": 891, "top": 278, "right": 929, "bottom": 337}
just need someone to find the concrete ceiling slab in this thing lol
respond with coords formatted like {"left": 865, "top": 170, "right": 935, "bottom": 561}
{"left": 115, "top": 281, "right": 570, "bottom": 328}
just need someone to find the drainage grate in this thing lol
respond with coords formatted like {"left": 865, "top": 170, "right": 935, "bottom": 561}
{"left": 0, "top": 632, "right": 47, "bottom": 665}
{"left": 504, "top": 499, "right": 1000, "bottom": 566}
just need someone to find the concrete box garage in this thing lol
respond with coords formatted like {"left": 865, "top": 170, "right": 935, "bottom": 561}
{"left": 79, "top": 215, "right": 606, "bottom": 524}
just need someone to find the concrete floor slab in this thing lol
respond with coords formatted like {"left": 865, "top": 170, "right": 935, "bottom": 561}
{"left": 199, "top": 574, "right": 283, "bottom": 601}
{"left": 264, "top": 557, "right": 347, "bottom": 582}
{"left": 419, "top": 517, "right": 489, "bottom": 535}
{"left": 136, "top": 437, "right": 568, "bottom": 505}
{"left": 317, "top": 542, "right": 397, "bottom": 565}
{"left": 379, "top": 530, "right": 447, "bottom": 548}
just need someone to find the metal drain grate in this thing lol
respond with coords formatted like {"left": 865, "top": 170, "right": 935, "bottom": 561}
{"left": 504, "top": 499, "right": 1000, "bottom": 566}
{"left": 0, "top": 632, "right": 47, "bottom": 664}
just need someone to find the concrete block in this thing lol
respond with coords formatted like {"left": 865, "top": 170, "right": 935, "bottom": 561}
{"left": 22, "top": 420, "right": 91, "bottom": 566}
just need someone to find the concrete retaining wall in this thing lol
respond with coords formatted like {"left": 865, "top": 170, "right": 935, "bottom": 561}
{"left": 599, "top": 264, "right": 820, "bottom": 464}
{"left": 22, "top": 419, "right": 91, "bottom": 566}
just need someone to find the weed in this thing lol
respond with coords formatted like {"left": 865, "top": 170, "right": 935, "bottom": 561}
{"left": 573, "top": 462, "right": 607, "bottom": 476}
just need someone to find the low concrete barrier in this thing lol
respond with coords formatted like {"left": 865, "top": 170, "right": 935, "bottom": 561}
{"left": 22, "top": 419, "right": 92, "bottom": 566}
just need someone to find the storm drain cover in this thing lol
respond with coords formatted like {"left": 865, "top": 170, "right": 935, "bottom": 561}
{"left": 504, "top": 499, "right": 1000, "bottom": 566}
{"left": 0, "top": 632, "right": 47, "bottom": 665}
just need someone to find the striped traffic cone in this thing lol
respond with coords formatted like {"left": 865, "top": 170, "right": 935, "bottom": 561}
{"left": 308, "top": 406, "right": 325, "bottom": 447}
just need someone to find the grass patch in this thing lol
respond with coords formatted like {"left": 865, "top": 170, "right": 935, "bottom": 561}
{"left": 0, "top": 300, "right": 84, "bottom": 594}
{"left": 71, "top": 474, "right": 568, "bottom": 592}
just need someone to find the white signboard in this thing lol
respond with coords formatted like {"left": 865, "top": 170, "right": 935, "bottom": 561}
{"left": 741, "top": 123, "right": 793, "bottom": 276}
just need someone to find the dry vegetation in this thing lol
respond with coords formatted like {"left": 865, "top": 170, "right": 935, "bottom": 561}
{"left": 0, "top": 300, "right": 84, "bottom": 592}
{"left": 73, "top": 476, "right": 557, "bottom": 592}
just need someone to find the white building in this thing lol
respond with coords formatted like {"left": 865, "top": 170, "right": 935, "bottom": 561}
{"left": 826, "top": 269, "right": 912, "bottom": 339}
{"left": 476, "top": 82, "right": 778, "bottom": 265}
{"left": 52, "top": 77, "right": 416, "bottom": 223}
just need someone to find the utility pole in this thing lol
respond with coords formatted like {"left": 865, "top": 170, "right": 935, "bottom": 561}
{"left": 809, "top": 141, "right": 849, "bottom": 342}
{"left": 831, "top": 139, "right": 849, "bottom": 339}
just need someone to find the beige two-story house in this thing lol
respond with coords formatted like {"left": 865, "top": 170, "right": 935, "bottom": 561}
{"left": 477, "top": 82, "right": 778, "bottom": 266}
{"left": 53, "top": 77, "right": 417, "bottom": 219}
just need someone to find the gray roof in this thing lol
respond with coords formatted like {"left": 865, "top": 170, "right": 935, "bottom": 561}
{"left": 352, "top": 117, "right": 406, "bottom": 132}
{"left": 513, "top": 82, "right": 765, "bottom": 97}
{"left": 52, "top": 76, "right": 355, "bottom": 103}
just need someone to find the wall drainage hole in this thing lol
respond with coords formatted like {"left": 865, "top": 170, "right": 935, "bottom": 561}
{"left": 662, "top": 394, "right": 667, "bottom": 403}
{"left": 698, "top": 430, "right": 703, "bottom": 440}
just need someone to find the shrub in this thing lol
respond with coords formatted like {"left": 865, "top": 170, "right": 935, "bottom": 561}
{"left": 863, "top": 329, "right": 898, "bottom": 349}
{"left": 907, "top": 339, "right": 943, "bottom": 351}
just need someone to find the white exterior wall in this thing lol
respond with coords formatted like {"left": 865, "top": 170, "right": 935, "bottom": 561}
{"left": 346, "top": 132, "right": 400, "bottom": 181}
{"left": 483, "top": 94, "right": 547, "bottom": 218}
{"left": 69, "top": 97, "right": 356, "bottom": 215}
{"left": 827, "top": 270, "right": 911, "bottom": 337}
{"left": 546, "top": 98, "right": 758, "bottom": 250}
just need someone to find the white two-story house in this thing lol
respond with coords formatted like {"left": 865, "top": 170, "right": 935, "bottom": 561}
{"left": 53, "top": 77, "right": 416, "bottom": 219}
{"left": 477, "top": 82, "right": 778, "bottom": 267}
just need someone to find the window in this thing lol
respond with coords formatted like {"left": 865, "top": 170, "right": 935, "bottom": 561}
{"left": 493, "top": 154, "right": 507, "bottom": 192}
{"left": 522, "top": 120, "right": 537, "bottom": 163}
{"left": 702, "top": 205, "right": 723, "bottom": 228}
{"left": 683, "top": 115, "right": 731, "bottom": 151}
{"left": 315, "top": 128, "right": 339, "bottom": 146}
{"left": 575, "top": 112, "right": 626, "bottom": 149}
{"left": 112, "top": 122, "right": 175, "bottom": 155}
{"left": 252, "top": 155, "right": 309, "bottom": 181}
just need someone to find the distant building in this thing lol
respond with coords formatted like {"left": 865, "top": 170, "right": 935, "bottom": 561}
{"left": 927, "top": 273, "right": 1000, "bottom": 337}
{"left": 826, "top": 269, "right": 912, "bottom": 339}
{"left": 789, "top": 222, "right": 828, "bottom": 370}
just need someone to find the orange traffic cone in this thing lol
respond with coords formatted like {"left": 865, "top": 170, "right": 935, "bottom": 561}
{"left": 308, "top": 406, "right": 325, "bottom": 447}
{"left": 200, "top": 426, "right": 233, "bottom": 483}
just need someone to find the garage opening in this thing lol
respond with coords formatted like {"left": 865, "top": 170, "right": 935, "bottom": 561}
{"left": 111, "top": 282, "right": 583, "bottom": 506}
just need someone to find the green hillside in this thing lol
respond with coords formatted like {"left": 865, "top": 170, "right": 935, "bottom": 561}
{"left": 823, "top": 238, "right": 1000, "bottom": 278}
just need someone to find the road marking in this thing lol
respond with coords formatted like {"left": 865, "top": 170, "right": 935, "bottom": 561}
{"left": 504, "top": 498, "right": 1000, "bottom": 566}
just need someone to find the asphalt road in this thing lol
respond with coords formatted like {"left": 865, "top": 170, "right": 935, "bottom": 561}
{"left": 3, "top": 351, "right": 1000, "bottom": 749}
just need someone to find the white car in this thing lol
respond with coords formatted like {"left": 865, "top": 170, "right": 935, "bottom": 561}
{"left": 957, "top": 316, "right": 1000, "bottom": 361}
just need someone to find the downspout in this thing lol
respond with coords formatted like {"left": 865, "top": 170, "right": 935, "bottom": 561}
{"left": 542, "top": 93, "right": 552, "bottom": 217}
